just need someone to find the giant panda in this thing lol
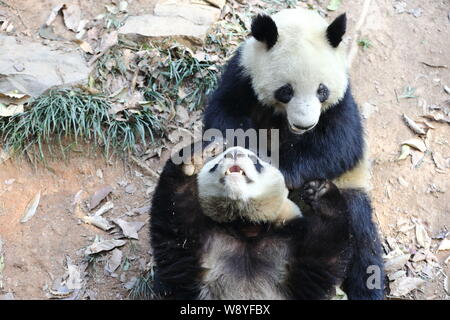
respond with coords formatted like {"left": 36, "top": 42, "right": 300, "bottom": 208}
{"left": 150, "top": 144, "right": 351, "bottom": 299}
{"left": 203, "top": 8, "right": 384, "bottom": 299}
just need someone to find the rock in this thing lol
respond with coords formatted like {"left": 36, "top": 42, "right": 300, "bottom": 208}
{"left": 155, "top": 0, "right": 221, "bottom": 25}
{"left": 0, "top": 35, "right": 90, "bottom": 97}
{"left": 119, "top": 15, "right": 210, "bottom": 45}
{"left": 119, "top": 1, "right": 222, "bottom": 45}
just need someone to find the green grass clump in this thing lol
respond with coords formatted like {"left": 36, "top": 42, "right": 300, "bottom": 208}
{"left": 143, "top": 45, "right": 219, "bottom": 111}
{"left": 129, "top": 271, "right": 157, "bottom": 300}
{"left": 358, "top": 38, "right": 373, "bottom": 50}
{"left": 0, "top": 89, "right": 163, "bottom": 161}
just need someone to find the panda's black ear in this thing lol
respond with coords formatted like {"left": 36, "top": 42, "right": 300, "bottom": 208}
{"left": 251, "top": 14, "right": 278, "bottom": 50}
{"left": 326, "top": 13, "right": 347, "bottom": 48}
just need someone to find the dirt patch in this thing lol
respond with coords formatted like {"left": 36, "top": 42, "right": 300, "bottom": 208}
{"left": 0, "top": 153, "right": 154, "bottom": 299}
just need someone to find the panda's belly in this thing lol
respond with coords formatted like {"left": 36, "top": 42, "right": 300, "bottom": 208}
{"left": 199, "top": 231, "right": 291, "bottom": 300}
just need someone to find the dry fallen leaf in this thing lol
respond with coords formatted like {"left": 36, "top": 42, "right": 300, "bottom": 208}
{"left": 390, "top": 277, "right": 425, "bottom": 297}
{"left": 45, "top": 4, "right": 65, "bottom": 26}
{"left": 385, "top": 254, "right": 410, "bottom": 273}
{"left": 105, "top": 248, "right": 123, "bottom": 273}
{"left": 77, "top": 40, "right": 94, "bottom": 54}
{"left": 403, "top": 114, "right": 426, "bottom": 135}
{"left": 398, "top": 144, "right": 411, "bottom": 160}
{"left": 402, "top": 138, "right": 427, "bottom": 152}
{"left": 89, "top": 186, "right": 113, "bottom": 210}
{"left": 66, "top": 262, "right": 82, "bottom": 290}
{"left": 113, "top": 219, "right": 146, "bottom": 240}
{"left": 62, "top": 4, "right": 81, "bottom": 31}
{"left": 93, "top": 201, "right": 114, "bottom": 217}
{"left": 415, "top": 223, "right": 431, "bottom": 249}
{"left": 85, "top": 239, "right": 126, "bottom": 255}
{"left": 82, "top": 215, "right": 113, "bottom": 231}
{"left": 0, "top": 104, "right": 24, "bottom": 117}
{"left": 437, "top": 239, "right": 450, "bottom": 251}
{"left": 422, "top": 112, "right": 450, "bottom": 123}
{"left": 20, "top": 191, "right": 41, "bottom": 223}
{"left": 432, "top": 152, "right": 449, "bottom": 170}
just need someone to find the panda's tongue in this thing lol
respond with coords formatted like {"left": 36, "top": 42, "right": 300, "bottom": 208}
{"left": 228, "top": 165, "right": 242, "bottom": 173}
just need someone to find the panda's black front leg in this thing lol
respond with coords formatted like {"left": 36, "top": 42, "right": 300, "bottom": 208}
{"left": 287, "top": 180, "right": 351, "bottom": 300}
{"left": 150, "top": 143, "right": 218, "bottom": 299}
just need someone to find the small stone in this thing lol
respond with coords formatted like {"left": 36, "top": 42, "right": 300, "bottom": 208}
{"left": 125, "top": 184, "right": 137, "bottom": 194}
{"left": 398, "top": 177, "right": 408, "bottom": 187}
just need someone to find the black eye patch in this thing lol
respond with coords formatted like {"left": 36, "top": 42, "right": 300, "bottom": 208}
{"left": 249, "top": 154, "right": 264, "bottom": 173}
{"left": 317, "top": 83, "right": 329, "bottom": 103}
{"left": 274, "top": 84, "right": 294, "bottom": 103}
{"left": 209, "top": 163, "right": 219, "bottom": 172}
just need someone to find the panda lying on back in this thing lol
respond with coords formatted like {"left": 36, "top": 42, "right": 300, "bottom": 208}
{"left": 150, "top": 144, "right": 351, "bottom": 299}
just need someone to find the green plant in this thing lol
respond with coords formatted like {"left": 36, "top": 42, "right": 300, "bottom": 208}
{"left": 0, "top": 89, "right": 163, "bottom": 162}
{"left": 144, "top": 45, "right": 219, "bottom": 111}
{"left": 129, "top": 270, "right": 157, "bottom": 300}
{"left": 358, "top": 38, "right": 373, "bottom": 50}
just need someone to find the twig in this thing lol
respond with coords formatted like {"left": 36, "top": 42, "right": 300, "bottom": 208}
{"left": 394, "top": 89, "right": 399, "bottom": 103}
{"left": 421, "top": 62, "right": 447, "bottom": 69}
{"left": 130, "top": 155, "right": 160, "bottom": 180}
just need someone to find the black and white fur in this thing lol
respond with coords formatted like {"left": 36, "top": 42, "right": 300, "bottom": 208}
{"left": 203, "top": 9, "right": 384, "bottom": 299}
{"left": 150, "top": 145, "right": 351, "bottom": 299}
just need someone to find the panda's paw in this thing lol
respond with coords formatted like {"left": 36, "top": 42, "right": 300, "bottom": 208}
{"left": 182, "top": 139, "right": 224, "bottom": 176}
{"left": 300, "top": 180, "right": 332, "bottom": 203}
{"left": 300, "top": 180, "right": 346, "bottom": 219}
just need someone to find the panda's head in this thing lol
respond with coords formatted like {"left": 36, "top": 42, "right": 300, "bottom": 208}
{"left": 241, "top": 8, "right": 349, "bottom": 134}
{"left": 197, "top": 147, "right": 301, "bottom": 224}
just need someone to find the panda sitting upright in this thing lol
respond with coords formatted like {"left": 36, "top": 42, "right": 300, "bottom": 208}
{"left": 203, "top": 8, "right": 384, "bottom": 299}
{"left": 150, "top": 144, "right": 351, "bottom": 299}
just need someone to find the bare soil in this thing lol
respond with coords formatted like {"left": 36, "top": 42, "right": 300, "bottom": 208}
{"left": 0, "top": 0, "right": 449, "bottom": 299}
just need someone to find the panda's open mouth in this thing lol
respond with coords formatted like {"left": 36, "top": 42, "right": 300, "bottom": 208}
{"left": 225, "top": 165, "right": 246, "bottom": 176}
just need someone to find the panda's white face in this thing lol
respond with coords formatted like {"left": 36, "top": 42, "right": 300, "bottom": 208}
{"left": 197, "top": 147, "right": 299, "bottom": 223}
{"left": 241, "top": 9, "right": 349, "bottom": 134}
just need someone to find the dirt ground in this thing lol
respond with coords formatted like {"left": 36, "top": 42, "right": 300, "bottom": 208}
{"left": 0, "top": 0, "right": 449, "bottom": 299}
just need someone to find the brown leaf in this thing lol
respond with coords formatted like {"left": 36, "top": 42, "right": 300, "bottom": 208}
{"left": 403, "top": 114, "right": 426, "bottom": 135}
{"left": 438, "top": 239, "right": 450, "bottom": 251}
{"left": 89, "top": 186, "right": 113, "bottom": 210}
{"left": 432, "top": 152, "right": 449, "bottom": 170}
{"left": 385, "top": 254, "right": 410, "bottom": 273}
{"left": 20, "top": 191, "right": 41, "bottom": 223}
{"left": 113, "top": 219, "right": 145, "bottom": 240}
{"left": 390, "top": 277, "right": 425, "bottom": 297}
{"left": 45, "top": 4, "right": 65, "bottom": 26}
{"left": 105, "top": 249, "right": 123, "bottom": 273}
{"left": 402, "top": 138, "right": 427, "bottom": 152}
{"left": 85, "top": 239, "right": 126, "bottom": 255}
{"left": 77, "top": 40, "right": 94, "bottom": 54}
{"left": 62, "top": 4, "right": 81, "bottom": 31}
{"left": 415, "top": 223, "right": 431, "bottom": 249}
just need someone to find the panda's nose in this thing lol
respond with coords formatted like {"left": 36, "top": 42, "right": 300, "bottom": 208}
{"left": 224, "top": 149, "right": 247, "bottom": 160}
